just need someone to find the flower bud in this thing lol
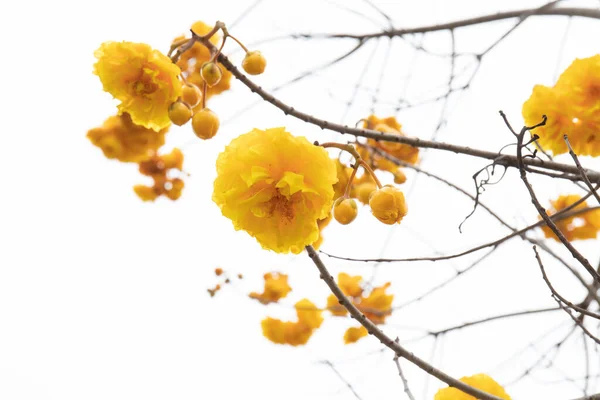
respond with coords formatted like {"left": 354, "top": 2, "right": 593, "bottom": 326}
{"left": 368, "top": 185, "right": 407, "bottom": 224}
{"left": 354, "top": 182, "right": 377, "bottom": 205}
{"left": 333, "top": 197, "right": 358, "bottom": 225}
{"left": 201, "top": 62, "right": 222, "bottom": 86}
{"left": 393, "top": 169, "right": 407, "bottom": 184}
{"left": 181, "top": 83, "right": 202, "bottom": 107}
{"left": 242, "top": 51, "right": 267, "bottom": 75}
{"left": 168, "top": 101, "right": 192, "bottom": 126}
{"left": 192, "top": 108, "right": 220, "bottom": 140}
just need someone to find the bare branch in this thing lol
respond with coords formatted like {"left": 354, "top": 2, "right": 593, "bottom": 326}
{"left": 306, "top": 245, "right": 506, "bottom": 400}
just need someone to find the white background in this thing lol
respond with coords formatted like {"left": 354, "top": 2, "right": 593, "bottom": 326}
{"left": 1, "top": 0, "right": 600, "bottom": 399}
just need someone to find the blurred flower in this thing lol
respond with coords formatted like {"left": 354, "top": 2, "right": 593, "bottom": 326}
{"left": 434, "top": 374, "right": 511, "bottom": 400}
{"left": 522, "top": 55, "right": 600, "bottom": 156}
{"left": 261, "top": 299, "right": 323, "bottom": 346}
{"left": 87, "top": 113, "right": 167, "bottom": 163}
{"left": 540, "top": 194, "right": 600, "bottom": 241}
{"left": 249, "top": 272, "right": 292, "bottom": 304}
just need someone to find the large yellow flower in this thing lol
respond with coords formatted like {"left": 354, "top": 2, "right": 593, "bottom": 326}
{"left": 434, "top": 373, "right": 511, "bottom": 400}
{"left": 87, "top": 113, "right": 168, "bottom": 162}
{"left": 94, "top": 41, "right": 182, "bottom": 131}
{"left": 213, "top": 127, "right": 338, "bottom": 254}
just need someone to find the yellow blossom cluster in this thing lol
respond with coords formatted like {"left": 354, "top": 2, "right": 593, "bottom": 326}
{"left": 360, "top": 115, "right": 419, "bottom": 181}
{"left": 540, "top": 194, "right": 600, "bottom": 241}
{"left": 174, "top": 21, "right": 232, "bottom": 108}
{"left": 90, "top": 20, "right": 266, "bottom": 201}
{"left": 522, "top": 54, "right": 600, "bottom": 156}
{"left": 134, "top": 148, "right": 185, "bottom": 201}
{"left": 326, "top": 273, "right": 394, "bottom": 344}
{"left": 249, "top": 272, "right": 292, "bottom": 304}
{"left": 434, "top": 374, "right": 511, "bottom": 400}
{"left": 261, "top": 299, "right": 323, "bottom": 346}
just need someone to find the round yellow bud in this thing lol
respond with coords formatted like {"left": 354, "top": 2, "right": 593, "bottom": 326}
{"left": 368, "top": 186, "right": 408, "bottom": 225}
{"left": 192, "top": 108, "right": 220, "bottom": 140}
{"left": 354, "top": 182, "right": 377, "bottom": 205}
{"left": 242, "top": 51, "right": 267, "bottom": 75}
{"left": 181, "top": 83, "right": 202, "bottom": 108}
{"left": 333, "top": 197, "right": 358, "bottom": 225}
{"left": 168, "top": 101, "right": 192, "bottom": 126}
{"left": 201, "top": 62, "right": 222, "bottom": 87}
{"left": 393, "top": 169, "right": 407, "bottom": 184}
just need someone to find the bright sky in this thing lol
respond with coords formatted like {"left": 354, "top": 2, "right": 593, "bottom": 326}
{"left": 1, "top": 0, "right": 600, "bottom": 399}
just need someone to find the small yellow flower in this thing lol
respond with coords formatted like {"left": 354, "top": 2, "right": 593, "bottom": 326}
{"left": 338, "top": 273, "right": 363, "bottom": 298}
{"left": 213, "top": 127, "right": 338, "bottom": 254}
{"left": 359, "top": 282, "right": 393, "bottom": 324}
{"left": 363, "top": 115, "right": 419, "bottom": 165}
{"left": 434, "top": 374, "right": 511, "bottom": 400}
{"left": 94, "top": 41, "right": 182, "bottom": 131}
{"left": 344, "top": 326, "right": 368, "bottom": 344}
{"left": 87, "top": 113, "right": 167, "bottom": 163}
{"left": 369, "top": 185, "right": 408, "bottom": 224}
{"left": 326, "top": 294, "right": 347, "bottom": 316}
{"left": 249, "top": 272, "right": 292, "bottom": 304}
{"left": 541, "top": 194, "right": 600, "bottom": 241}
{"left": 134, "top": 148, "right": 185, "bottom": 202}
{"left": 261, "top": 299, "right": 322, "bottom": 346}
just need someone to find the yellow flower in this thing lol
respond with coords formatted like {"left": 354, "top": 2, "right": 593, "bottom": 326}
{"left": 261, "top": 299, "right": 322, "bottom": 346}
{"left": 311, "top": 214, "right": 332, "bottom": 251}
{"left": 344, "top": 326, "right": 368, "bottom": 344}
{"left": 338, "top": 272, "right": 363, "bottom": 298}
{"left": 523, "top": 55, "right": 600, "bottom": 156}
{"left": 359, "top": 282, "right": 393, "bottom": 324}
{"left": 94, "top": 41, "right": 182, "bottom": 131}
{"left": 87, "top": 113, "right": 167, "bottom": 163}
{"left": 326, "top": 294, "right": 347, "bottom": 316}
{"left": 555, "top": 55, "right": 600, "bottom": 109}
{"left": 369, "top": 185, "right": 408, "bottom": 225}
{"left": 541, "top": 194, "right": 600, "bottom": 241}
{"left": 434, "top": 374, "right": 511, "bottom": 400}
{"left": 213, "top": 127, "right": 338, "bottom": 254}
{"left": 363, "top": 115, "right": 419, "bottom": 165}
{"left": 135, "top": 148, "right": 185, "bottom": 202}
{"left": 249, "top": 272, "right": 292, "bottom": 304}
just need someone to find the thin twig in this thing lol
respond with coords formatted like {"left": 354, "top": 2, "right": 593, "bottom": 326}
{"left": 507, "top": 111, "right": 600, "bottom": 284}
{"left": 565, "top": 135, "right": 600, "bottom": 204}
{"left": 534, "top": 246, "right": 600, "bottom": 321}
{"left": 393, "top": 338, "right": 416, "bottom": 400}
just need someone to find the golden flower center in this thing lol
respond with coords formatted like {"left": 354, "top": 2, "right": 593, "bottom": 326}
{"left": 265, "top": 191, "right": 296, "bottom": 222}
